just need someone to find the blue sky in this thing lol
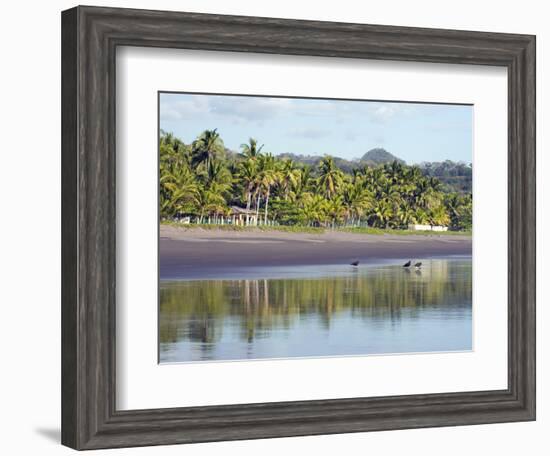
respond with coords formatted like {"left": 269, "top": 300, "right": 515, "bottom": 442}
{"left": 159, "top": 92, "right": 472, "bottom": 164}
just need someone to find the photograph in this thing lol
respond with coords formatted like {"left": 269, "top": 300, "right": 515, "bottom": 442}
{"left": 158, "top": 92, "right": 473, "bottom": 363}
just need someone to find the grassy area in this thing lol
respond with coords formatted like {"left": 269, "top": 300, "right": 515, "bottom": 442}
{"left": 161, "top": 221, "right": 324, "bottom": 234}
{"left": 340, "top": 227, "right": 471, "bottom": 236}
{"left": 161, "top": 221, "right": 471, "bottom": 236}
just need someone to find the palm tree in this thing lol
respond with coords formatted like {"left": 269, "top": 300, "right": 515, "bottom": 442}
{"left": 342, "top": 182, "right": 373, "bottom": 226}
{"left": 364, "top": 166, "right": 387, "bottom": 199}
{"left": 299, "top": 194, "right": 327, "bottom": 227}
{"left": 414, "top": 178, "right": 438, "bottom": 210}
{"left": 191, "top": 129, "right": 225, "bottom": 170}
{"left": 257, "top": 154, "right": 279, "bottom": 224}
{"left": 317, "top": 156, "right": 343, "bottom": 200}
{"left": 428, "top": 176, "right": 443, "bottom": 192}
{"left": 238, "top": 159, "right": 258, "bottom": 225}
{"left": 371, "top": 200, "right": 393, "bottom": 228}
{"left": 240, "top": 138, "right": 264, "bottom": 159}
{"left": 385, "top": 160, "right": 404, "bottom": 185}
{"left": 429, "top": 203, "right": 450, "bottom": 227}
{"left": 415, "top": 208, "right": 430, "bottom": 225}
{"left": 203, "top": 159, "right": 231, "bottom": 189}
{"left": 293, "top": 165, "right": 313, "bottom": 201}
{"left": 197, "top": 182, "right": 229, "bottom": 224}
{"left": 279, "top": 159, "right": 300, "bottom": 200}
{"left": 455, "top": 194, "right": 472, "bottom": 230}
{"left": 326, "top": 196, "right": 345, "bottom": 228}
{"left": 444, "top": 193, "right": 461, "bottom": 228}
{"left": 396, "top": 201, "right": 416, "bottom": 227}
{"left": 407, "top": 165, "right": 423, "bottom": 181}
{"left": 160, "top": 164, "right": 199, "bottom": 217}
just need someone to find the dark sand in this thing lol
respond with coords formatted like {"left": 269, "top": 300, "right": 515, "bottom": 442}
{"left": 160, "top": 225, "right": 472, "bottom": 280}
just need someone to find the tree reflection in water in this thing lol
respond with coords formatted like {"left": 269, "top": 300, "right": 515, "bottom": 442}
{"left": 159, "top": 259, "right": 471, "bottom": 361}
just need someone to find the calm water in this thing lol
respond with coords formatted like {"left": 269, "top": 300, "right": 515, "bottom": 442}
{"left": 159, "top": 258, "right": 472, "bottom": 362}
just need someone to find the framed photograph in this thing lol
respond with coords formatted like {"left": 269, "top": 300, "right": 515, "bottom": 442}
{"left": 61, "top": 5, "right": 536, "bottom": 450}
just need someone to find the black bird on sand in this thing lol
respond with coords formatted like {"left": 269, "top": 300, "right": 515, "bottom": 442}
{"left": 350, "top": 260, "right": 360, "bottom": 266}
{"left": 414, "top": 262, "right": 422, "bottom": 269}
{"left": 403, "top": 260, "right": 411, "bottom": 268}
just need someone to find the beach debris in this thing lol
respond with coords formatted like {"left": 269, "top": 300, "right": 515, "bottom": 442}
{"left": 350, "top": 260, "right": 360, "bottom": 266}
{"left": 403, "top": 260, "right": 411, "bottom": 267}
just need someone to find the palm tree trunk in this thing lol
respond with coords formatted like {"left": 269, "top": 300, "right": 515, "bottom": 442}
{"left": 255, "top": 193, "right": 261, "bottom": 225}
{"left": 264, "top": 188, "right": 270, "bottom": 224}
{"left": 245, "top": 192, "right": 251, "bottom": 225}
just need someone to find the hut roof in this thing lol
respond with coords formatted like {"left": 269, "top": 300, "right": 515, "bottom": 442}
{"left": 230, "top": 206, "right": 256, "bottom": 215}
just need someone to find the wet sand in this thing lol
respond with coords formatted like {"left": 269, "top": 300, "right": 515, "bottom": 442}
{"left": 160, "top": 225, "right": 472, "bottom": 280}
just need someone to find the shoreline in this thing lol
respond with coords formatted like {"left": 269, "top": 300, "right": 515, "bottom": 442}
{"left": 160, "top": 225, "right": 472, "bottom": 280}
{"left": 160, "top": 255, "right": 471, "bottom": 281}
{"left": 161, "top": 222, "right": 471, "bottom": 237}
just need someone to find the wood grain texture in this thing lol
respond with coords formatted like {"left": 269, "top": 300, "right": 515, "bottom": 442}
{"left": 61, "top": 7, "right": 78, "bottom": 449}
{"left": 61, "top": 5, "right": 536, "bottom": 450}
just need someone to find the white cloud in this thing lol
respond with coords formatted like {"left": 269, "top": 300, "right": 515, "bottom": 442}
{"left": 364, "top": 102, "right": 413, "bottom": 123}
{"left": 209, "top": 96, "right": 292, "bottom": 122}
{"left": 288, "top": 127, "right": 330, "bottom": 139}
{"left": 160, "top": 94, "right": 297, "bottom": 124}
{"left": 159, "top": 95, "right": 210, "bottom": 121}
{"left": 159, "top": 93, "right": 417, "bottom": 127}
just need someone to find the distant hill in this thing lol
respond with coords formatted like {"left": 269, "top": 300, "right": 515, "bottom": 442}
{"left": 230, "top": 147, "right": 471, "bottom": 194}
{"left": 360, "top": 148, "right": 405, "bottom": 166}
{"left": 418, "top": 160, "right": 472, "bottom": 194}
{"left": 276, "top": 153, "right": 360, "bottom": 174}
{"left": 276, "top": 148, "right": 403, "bottom": 173}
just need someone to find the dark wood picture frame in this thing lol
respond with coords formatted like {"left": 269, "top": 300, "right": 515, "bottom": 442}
{"left": 61, "top": 5, "right": 536, "bottom": 450}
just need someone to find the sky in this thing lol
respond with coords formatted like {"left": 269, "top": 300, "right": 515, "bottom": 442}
{"left": 159, "top": 92, "right": 472, "bottom": 165}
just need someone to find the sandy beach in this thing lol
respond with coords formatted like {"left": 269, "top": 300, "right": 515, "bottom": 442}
{"left": 160, "top": 225, "right": 471, "bottom": 279}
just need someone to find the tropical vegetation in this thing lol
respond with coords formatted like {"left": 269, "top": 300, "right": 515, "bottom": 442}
{"left": 159, "top": 129, "right": 472, "bottom": 231}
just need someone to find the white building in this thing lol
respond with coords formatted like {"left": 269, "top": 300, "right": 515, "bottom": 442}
{"left": 408, "top": 224, "right": 448, "bottom": 232}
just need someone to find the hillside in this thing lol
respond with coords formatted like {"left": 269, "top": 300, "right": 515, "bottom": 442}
{"left": 418, "top": 160, "right": 472, "bottom": 194}
{"left": 361, "top": 148, "right": 405, "bottom": 166}
{"left": 276, "top": 150, "right": 470, "bottom": 193}
{"left": 277, "top": 148, "right": 403, "bottom": 173}
{"left": 276, "top": 153, "right": 358, "bottom": 174}
{"left": 227, "top": 146, "right": 471, "bottom": 193}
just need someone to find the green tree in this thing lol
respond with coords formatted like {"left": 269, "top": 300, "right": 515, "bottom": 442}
{"left": 238, "top": 159, "right": 258, "bottom": 225}
{"left": 159, "top": 129, "right": 470, "bottom": 231}
{"left": 240, "top": 137, "right": 264, "bottom": 159}
{"left": 279, "top": 159, "right": 300, "bottom": 200}
{"left": 317, "top": 156, "right": 343, "bottom": 200}
{"left": 191, "top": 129, "right": 225, "bottom": 170}
{"left": 257, "top": 154, "right": 280, "bottom": 224}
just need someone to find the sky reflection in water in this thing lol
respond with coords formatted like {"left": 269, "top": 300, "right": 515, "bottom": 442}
{"left": 159, "top": 258, "right": 472, "bottom": 362}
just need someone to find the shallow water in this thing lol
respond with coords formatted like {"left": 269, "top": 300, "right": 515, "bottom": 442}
{"left": 159, "top": 258, "right": 472, "bottom": 362}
